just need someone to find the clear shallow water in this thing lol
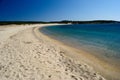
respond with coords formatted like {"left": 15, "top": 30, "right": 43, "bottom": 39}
{"left": 40, "top": 23, "right": 120, "bottom": 66}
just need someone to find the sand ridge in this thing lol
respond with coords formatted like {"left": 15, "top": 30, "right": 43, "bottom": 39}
{"left": 0, "top": 24, "right": 105, "bottom": 80}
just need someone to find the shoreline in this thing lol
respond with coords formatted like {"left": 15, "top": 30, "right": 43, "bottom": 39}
{"left": 0, "top": 24, "right": 106, "bottom": 80}
{"left": 38, "top": 25, "right": 120, "bottom": 80}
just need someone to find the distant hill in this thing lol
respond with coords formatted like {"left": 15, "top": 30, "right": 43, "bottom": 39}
{"left": 0, "top": 20, "right": 119, "bottom": 25}
{"left": 0, "top": 21, "right": 48, "bottom": 25}
{"left": 50, "top": 20, "right": 120, "bottom": 24}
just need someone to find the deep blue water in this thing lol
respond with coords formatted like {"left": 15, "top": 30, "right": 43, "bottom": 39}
{"left": 40, "top": 23, "right": 120, "bottom": 65}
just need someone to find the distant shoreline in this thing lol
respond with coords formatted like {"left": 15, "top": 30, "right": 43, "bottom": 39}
{"left": 0, "top": 20, "right": 119, "bottom": 25}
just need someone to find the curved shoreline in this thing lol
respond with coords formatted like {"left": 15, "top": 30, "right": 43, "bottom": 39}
{"left": 37, "top": 25, "right": 120, "bottom": 80}
{"left": 0, "top": 24, "right": 106, "bottom": 80}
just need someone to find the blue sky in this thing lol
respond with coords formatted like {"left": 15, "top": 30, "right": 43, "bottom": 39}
{"left": 0, "top": 0, "right": 120, "bottom": 21}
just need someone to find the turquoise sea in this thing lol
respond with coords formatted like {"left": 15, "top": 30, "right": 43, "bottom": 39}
{"left": 40, "top": 23, "right": 120, "bottom": 67}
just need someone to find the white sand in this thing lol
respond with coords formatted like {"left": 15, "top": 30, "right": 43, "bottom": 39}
{"left": 0, "top": 24, "right": 106, "bottom": 80}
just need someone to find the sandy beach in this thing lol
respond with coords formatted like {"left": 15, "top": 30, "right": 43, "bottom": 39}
{"left": 0, "top": 24, "right": 106, "bottom": 80}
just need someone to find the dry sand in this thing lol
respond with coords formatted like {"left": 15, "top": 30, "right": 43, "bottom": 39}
{"left": 0, "top": 24, "right": 105, "bottom": 80}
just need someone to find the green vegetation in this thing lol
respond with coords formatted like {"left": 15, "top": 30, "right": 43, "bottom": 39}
{"left": 0, "top": 20, "right": 119, "bottom": 25}
{"left": 0, "top": 21, "right": 48, "bottom": 25}
{"left": 50, "top": 20, "right": 119, "bottom": 24}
